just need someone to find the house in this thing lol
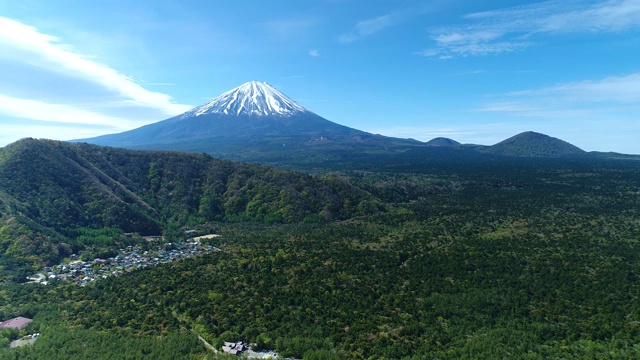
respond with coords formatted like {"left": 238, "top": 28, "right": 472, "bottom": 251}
{"left": 222, "top": 341, "right": 247, "bottom": 355}
{"left": 0, "top": 317, "right": 32, "bottom": 330}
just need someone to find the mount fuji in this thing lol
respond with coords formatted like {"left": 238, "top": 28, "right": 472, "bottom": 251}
{"left": 184, "top": 80, "right": 306, "bottom": 118}
{"left": 75, "top": 81, "right": 595, "bottom": 165}
{"left": 76, "top": 81, "right": 421, "bottom": 163}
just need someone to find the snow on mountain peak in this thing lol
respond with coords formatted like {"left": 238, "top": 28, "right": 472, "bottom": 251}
{"left": 182, "top": 81, "right": 307, "bottom": 118}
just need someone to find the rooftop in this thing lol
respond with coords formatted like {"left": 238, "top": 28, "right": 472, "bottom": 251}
{"left": 0, "top": 317, "right": 33, "bottom": 329}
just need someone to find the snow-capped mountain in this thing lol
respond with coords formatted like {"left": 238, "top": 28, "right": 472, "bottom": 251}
{"left": 182, "top": 81, "right": 307, "bottom": 118}
{"left": 72, "top": 81, "right": 589, "bottom": 165}
{"left": 74, "top": 81, "right": 423, "bottom": 163}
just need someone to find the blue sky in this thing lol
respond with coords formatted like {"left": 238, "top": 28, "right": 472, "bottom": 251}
{"left": 1, "top": 0, "right": 640, "bottom": 153}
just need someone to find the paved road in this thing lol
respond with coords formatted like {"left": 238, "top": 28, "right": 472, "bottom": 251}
{"left": 10, "top": 338, "right": 37, "bottom": 348}
{"left": 195, "top": 333, "right": 218, "bottom": 353}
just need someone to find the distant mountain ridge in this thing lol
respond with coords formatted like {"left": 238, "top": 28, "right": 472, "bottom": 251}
{"left": 74, "top": 81, "right": 605, "bottom": 164}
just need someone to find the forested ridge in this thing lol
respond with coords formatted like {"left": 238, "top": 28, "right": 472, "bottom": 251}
{"left": 1, "top": 138, "right": 640, "bottom": 358}
{"left": 0, "top": 139, "right": 378, "bottom": 281}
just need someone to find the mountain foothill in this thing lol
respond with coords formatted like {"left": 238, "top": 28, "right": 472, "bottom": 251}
{"left": 0, "top": 138, "right": 378, "bottom": 280}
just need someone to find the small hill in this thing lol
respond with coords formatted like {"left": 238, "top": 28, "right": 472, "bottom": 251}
{"left": 425, "top": 137, "right": 460, "bottom": 147}
{"left": 484, "top": 131, "right": 585, "bottom": 157}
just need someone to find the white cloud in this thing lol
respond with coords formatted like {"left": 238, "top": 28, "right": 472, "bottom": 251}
{"left": 0, "top": 17, "right": 191, "bottom": 115}
{"left": 339, "top": 8, "right": 413, "bottom": 43}
{"left": 434, "top": 30, "right": 501, "bottom": 44}
{"left": 0, "top": 124, "right": 116, "bottom": 146}
{"left": 0, "top": 17, "right": 193, "bottom": 145}
{"left": 476, "top": 72, "right": 640, "bottom": 118}
{"left": 476, "top": 101, "right": 542, "bottom": 114}
{"left": 419, "top": 0, "right": 640, "bottom": 58}
{"left": 354, "top": 14, "right": 396, "bottom": 36}
{"left": 308, "top": 49, "right": 320, "bottom": 57}
{"left": 0, "top": 94, "right": 140, "bottom": 129}
{"left": 522, "top": 73, "right": 640, "bottom": 103}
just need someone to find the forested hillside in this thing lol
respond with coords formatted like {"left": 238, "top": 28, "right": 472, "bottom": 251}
{"left": 482, "top": 131, "right": 586, "bottom": 157}
{"left": 0, "top": 139, "right": 378, "bottom": 281}
{"left": 1, "top": 139, "right": 640, "bottom": 358}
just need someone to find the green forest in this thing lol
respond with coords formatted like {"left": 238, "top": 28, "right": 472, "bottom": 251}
{"left": 0, "top": 139, "right": 376, "bottom": 282}
{"left": 1, "top": 139, "right": 640, "bottom": 358}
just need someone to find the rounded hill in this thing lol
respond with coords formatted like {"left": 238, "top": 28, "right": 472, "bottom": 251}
{"left": 484, "top": 131, "right": 585, "bottom": 157}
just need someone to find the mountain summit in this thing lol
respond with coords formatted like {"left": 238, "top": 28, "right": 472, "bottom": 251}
{"left": 73, "top": 82, "right": 590, "bottom": 165}
{"left": 484, "top": 131, "right": 586, "bottom": 157}
{"left": 182, "top": 81, "right": 306, "bottom": 118}
{"left": 74, "top": 81, "right": 421, "bottom": 162}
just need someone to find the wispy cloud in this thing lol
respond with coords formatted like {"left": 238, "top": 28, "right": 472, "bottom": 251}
{"left": 339, "top": 7, "right": 415, "bottom": 43}
{"left": 453, "top": 69, "right": 487, "bottom": 76}
{"left": 308, "top": 49, "right": 320, "bottom": 57}
{"left": 416, "top": 41, "right": 528, "bottom": 59}
{"left": 0, "top": 17, "right": 191, "bottom": 144}
{"left": 0, "top": 94, "right": 139, "bottom": 129}
{"left": 476, "top": 72, "right": 640, "bottom": 118}
{"left": 137, "top": 79, "right": 176, "bottom": 86}
{"left": 419, "top": 0, "right": 640, "bottom": 58}
{"left": 517, "top": 73, "right": 640, "bottom": 103}
{"left": 261, "top": 18, "right": 318, "bottom": 40}
{"left": 0, "top": 123, "right": 120, "bottom": 146}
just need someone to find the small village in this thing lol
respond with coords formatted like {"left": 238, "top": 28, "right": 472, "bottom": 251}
{"left": 27, "top": 238, "right": 220, "bottom": 287}
{"left": 18, "top": 235, "right": 290, "bottom": 357}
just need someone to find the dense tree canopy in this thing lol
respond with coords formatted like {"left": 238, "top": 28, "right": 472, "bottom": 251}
{"left": 0, "top": 139, "right": 378, "bottom": 280}
{"left": 1, "top": 139, "right": 640, "bottom": 358}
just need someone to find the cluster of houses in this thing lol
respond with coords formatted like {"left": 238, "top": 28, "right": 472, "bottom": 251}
{"left": 29, "top": 240, "right": 219, "bottom": 286}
